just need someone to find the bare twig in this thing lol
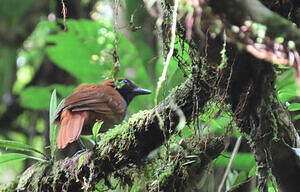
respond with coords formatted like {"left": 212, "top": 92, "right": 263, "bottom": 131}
{"left": 112, "top": 0, "right": 120, "bottom": 84}
{"left": 61, "top": 0, "right": 67, "bottom": 31}
{"left": 155, "top": 0, "right": 179, "bottom": 106}
{"left": 218, "top": 136, "right": 243, "bottom": 192}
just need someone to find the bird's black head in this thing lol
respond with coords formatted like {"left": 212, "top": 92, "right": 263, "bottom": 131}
{"left": 108, "top": 78, "right": 152, "bottom": 104}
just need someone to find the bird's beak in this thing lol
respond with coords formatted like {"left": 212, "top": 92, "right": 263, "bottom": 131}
{"left": 133, "top": 87, "right": 152, "bottom": 95}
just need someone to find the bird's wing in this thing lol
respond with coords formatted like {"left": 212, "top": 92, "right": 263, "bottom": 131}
{"left": 55, "top": 84, "right": 126, "bottom": 121}
{"left": 55, "top": 85, "right": 126, "bottom": 149}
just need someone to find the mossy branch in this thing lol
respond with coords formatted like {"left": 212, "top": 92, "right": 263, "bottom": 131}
{"left": 147, "top": 137, "right": 225, "bottom": 192}
{"left": 8, "top": 78, "right": 211, "bottom": 191}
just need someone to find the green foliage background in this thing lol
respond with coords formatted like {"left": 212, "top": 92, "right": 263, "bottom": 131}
{"left": 0, "top": 0, "right": 299, "bottom": 191}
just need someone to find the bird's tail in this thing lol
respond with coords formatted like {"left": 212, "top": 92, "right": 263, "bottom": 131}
{"left": 57, "top": 110, "right": 88, "bottom": 149}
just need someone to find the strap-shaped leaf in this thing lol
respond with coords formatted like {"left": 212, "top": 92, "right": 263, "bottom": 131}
{"left": 0, "top": 153, "right": 46, "bottom": 165}
{"left": 0, "top": 140, "right": 45, "bottom": 157}
{"left": 49, "top": 89, "right": 57, "bottom": 158}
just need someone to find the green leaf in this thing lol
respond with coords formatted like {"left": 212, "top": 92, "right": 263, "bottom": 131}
{"left": 248, "top": 166, "right": 256, "bottom": 178}
{"left": 277, "top": 69, "right": 297, "bottom": 103}
{"left": 20, "top": 86, "right": 52, "bottom": 110}
{"left": 293, "top": 114, "right": 300, "bottom": 120}
{"left": 0, "top": 140, "right": 45, "bottom": 157}
{"left": 214, "top": 152, "right": 255, "bottom": 171}
{"left": 0, "top": 153, "right": 46, "bottom": 165}
{"left": 92, "top": 121, "right": 104, "bottom": 143}
{"left": 49, "top": 89, "right": 57, "bottom": 159}
{"left": 20, "top": 85, "right": 74, "bottom": 110}
{"left": 233, "top": 171, "right": 247, "bottom": 186}
{"left": 46, "top": 20, "right": 113, "bottom": 83}
{"left": 288, "top": 103, "right": 300, "bottom": 111}
{"left": 0, "top": 153, "right": 28, "bottom": 165}
{"left": 78, "top": 152, "right": 87, "bottom": 170}
{"left": 278, "top": 91, "right": 297, "bottom": 103}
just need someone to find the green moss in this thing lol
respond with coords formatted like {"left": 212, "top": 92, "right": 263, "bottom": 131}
{"left": 269, "top": 92, "right": 279, "bottom": 141}
{"left": 17, "top": 162, "right": 47, "bottom": 190}
{"left": 96, "top": 110, "right": 152, "bottom": 158}
{"left": 157, "top": 166, "right": 173, "bottom": 184}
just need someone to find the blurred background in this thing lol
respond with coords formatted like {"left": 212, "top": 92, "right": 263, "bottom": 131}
{"left": 0, "top": 0, "right": 187, "bottom": 184}
{"left": 0, "top": 0, "right": 299, "bottom": 191}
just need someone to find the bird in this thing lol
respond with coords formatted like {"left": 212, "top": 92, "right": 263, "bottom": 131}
{"left": 54, "top": 78, "right": 152, "bottom": 149}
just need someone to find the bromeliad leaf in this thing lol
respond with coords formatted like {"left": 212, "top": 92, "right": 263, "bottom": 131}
{"left": 0, "top": 140, "right": 45, "bottom": 157}
{"left": 0, "top": 153, "right": 46, "bottom": 165}
{"left": 49, "top": 89, "right": 58, "bottom": 159}
{"left": 92, "top": 121, "right": 104, "bottom": 143}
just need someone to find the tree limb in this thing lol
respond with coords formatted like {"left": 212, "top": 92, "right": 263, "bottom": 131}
{"left": 12, "top": 77, "right": 211, "bottom": 191}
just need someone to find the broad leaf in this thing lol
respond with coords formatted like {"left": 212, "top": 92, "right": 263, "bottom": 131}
{"left": 20, "top": 86, "right": 52, "bottom": 110}
{"left": 214, "top": 152, "right": 255, "bottom": 171}
{"left": 46, "top": 20, "right": 113, "bottom": 83}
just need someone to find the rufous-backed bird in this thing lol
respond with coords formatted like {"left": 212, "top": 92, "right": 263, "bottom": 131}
{"left": 54, "top": 78, "right": 151, "bottom": 149}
